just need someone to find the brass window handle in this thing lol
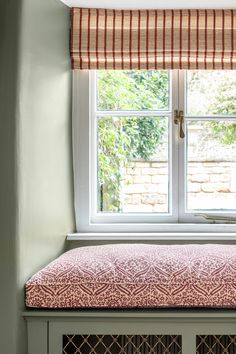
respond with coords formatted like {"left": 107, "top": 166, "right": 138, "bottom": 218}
{"left": 174, "top": 110, "right": 185, "bottom": 139}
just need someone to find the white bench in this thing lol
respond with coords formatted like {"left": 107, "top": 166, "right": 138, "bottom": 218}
{"left": 24, "top": 310, "right": 236, "bottom": 354}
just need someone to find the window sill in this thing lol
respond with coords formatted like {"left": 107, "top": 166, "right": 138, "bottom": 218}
{"left": 68, "top": 225, "right": 236, "bottom": 241}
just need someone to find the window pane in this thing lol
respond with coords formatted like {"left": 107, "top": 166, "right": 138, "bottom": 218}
{"left": 97, "top": 71, "right": 170, "bottom": 111}
{"left": 97, "top": 116, "right": 169, "bottom": 213}
{"left": 186, "top": 120, "right": 236, "bottom": 211}
{"left": 186, "top": 71, "right": 236, "bottom": 116}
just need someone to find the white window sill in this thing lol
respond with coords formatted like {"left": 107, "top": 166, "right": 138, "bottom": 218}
{"left": 68, "top": 225, "right": 236, "bottom": 241}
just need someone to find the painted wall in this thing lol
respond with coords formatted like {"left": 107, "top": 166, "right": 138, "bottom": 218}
{"left": 18, "top": 0, "right": 74, "bottom": 279}
{"left": 0, "top": 1, "right": 21, "bottom": 353}
{"left": 0, "top": 0, "right": 75, "bottom": 353}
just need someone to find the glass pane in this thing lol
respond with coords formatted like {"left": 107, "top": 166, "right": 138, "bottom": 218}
{"left": 186, "top": 71, "right": 236, "bottom": 116}
{"left": 97, "top": 71, "right": 170, "bottom": 111}
{"left": 186, "top": 120, "right": 236, "bottom": 211}
{"left": 97, "top": 116, "right": 169, "bottom": 213}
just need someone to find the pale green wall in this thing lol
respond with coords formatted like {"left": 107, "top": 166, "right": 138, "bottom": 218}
{"left": 0, "top": 0, "right": 75, "bottom": 353}
{"left": 18, "top": 0, "right": 74, "bottom": 279}
{"left": 0, "top": 1, "right": 21, "bottom": 353}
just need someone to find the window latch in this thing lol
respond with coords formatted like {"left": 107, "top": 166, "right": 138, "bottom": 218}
{"left": 195, "top": 213, "right": 236, "bottom": 224}
{"left": 174, "top": 110, "right": 185, "bottom": 139}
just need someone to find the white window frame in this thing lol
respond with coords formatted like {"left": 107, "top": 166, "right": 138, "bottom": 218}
{"left": 72, "top": 70, "right": 236, "bottom": 234}
{"left": 178, "top": 70, "right": 236, "bottom": 223}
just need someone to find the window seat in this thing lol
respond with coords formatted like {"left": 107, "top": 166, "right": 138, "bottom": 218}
{"left": 25, "top": 243, "right": 236, "bottom": 309}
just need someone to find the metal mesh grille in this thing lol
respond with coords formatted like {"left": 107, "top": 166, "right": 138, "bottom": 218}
{"left": 63, "top": 334, "right": 182, "bottom": 354}
{"left": 196, "top": 335, "right": 236, "bottom": 354}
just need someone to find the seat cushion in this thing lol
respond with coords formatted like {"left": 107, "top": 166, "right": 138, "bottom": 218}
{"left": 25, "top": 244, "right": 236, "bottom": 308}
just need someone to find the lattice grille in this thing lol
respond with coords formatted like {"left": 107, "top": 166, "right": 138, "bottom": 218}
{"left": 196, "top": 335, "right": 236, "bottom": 354}
{"left": 63, "top": 334, "right": 182, "bottom": 354}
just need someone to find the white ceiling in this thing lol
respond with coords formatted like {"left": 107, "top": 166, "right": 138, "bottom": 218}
{"left": 60, "top": 0, "right": 236, "bottom": 9}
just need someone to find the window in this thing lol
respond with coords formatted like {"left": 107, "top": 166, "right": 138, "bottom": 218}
{"left": 73, "top": 70, "right": 236, "bottom": 232}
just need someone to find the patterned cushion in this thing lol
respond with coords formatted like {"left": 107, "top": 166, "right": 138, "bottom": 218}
{"left": 25, "top": 244, "right": 236, "bottom": 308}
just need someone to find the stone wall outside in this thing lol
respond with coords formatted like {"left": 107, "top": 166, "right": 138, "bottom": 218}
{"left": 122, "top": 161, "right": 236, "bottom": 212}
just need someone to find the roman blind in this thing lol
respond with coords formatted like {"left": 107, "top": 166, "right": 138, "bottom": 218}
{"left": 70, "top": 8, "right": 236, "bottom": 70}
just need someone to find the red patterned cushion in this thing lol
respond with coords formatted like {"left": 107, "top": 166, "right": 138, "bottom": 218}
{"left": 25, "top": 244, "right": 236, "bottom": 308}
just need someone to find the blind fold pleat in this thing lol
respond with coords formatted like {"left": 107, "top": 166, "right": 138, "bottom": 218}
{"left": 70, "top": 8, "right": 236, "bottom": 70}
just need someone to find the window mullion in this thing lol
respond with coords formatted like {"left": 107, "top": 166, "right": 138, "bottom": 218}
{"left": 177, "top": 70, "right": 186, "bottom": 222}
{"left": 171, "top": 70, "right": 180, "bottom": 222}
{"left": 90, "top": 70, "right": 99, "bottom": 223}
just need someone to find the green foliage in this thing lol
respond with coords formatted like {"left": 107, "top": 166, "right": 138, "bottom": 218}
{"left": 209, "top": 81, "right": 236, "bottom": 145}
{"left": 98, "top": 117, "right": 131, "bottom": 212}
{"left": 210, "top": 82, "right": 236, "bottom": 116}
{"left": 123, "top": 118, "right": 167, "bottom": 160}
{"left": 97, "top": 70, "right": 169, "bottom": 111}
{"left": 209, "top": 121, "right": 236, "bottom": 145}
{"left": 97, "top": 71, "right": 169, "bottom": 211}
{"left": 187, "top": 71, "right": 236, "bottom": 145}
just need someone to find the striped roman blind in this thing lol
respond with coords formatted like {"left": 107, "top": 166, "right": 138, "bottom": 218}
{"left": 70, "top": 8, "right": 236, "bottom": 70}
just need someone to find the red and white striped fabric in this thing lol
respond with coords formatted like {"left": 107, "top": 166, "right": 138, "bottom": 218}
{"left": 70, "top": 9, "right": 236, "bottom": 70}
